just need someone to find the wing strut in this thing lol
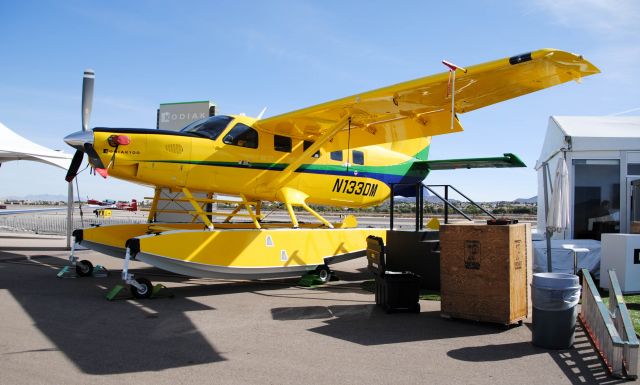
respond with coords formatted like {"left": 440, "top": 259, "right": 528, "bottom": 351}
{"left": 264, "top": 115, "right": 351, "bottom": 190}
{"left": 442, "top": 60, "right": 467, "bottom": 130}
{"left": 346, "top": 117, "right": 352, "bottom": 172}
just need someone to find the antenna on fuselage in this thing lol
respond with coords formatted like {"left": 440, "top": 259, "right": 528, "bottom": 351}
{"left": 257, "top": 107, "right": 267, "bottom": 120}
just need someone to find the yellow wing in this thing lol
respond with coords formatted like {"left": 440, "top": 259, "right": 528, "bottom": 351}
{"left": 254, "top": 49, "right": 599, "bottom": 152}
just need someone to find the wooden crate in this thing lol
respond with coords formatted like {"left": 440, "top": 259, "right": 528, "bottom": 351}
{"left": 439, "top": 223, "right": 530, "bottom": 325}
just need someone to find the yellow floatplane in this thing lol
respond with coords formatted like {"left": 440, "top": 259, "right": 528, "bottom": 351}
{"left": 63, "top": 49, "right": 599, "bottom": 297}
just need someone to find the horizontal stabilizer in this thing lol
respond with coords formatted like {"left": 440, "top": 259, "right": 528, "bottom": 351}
{"left": 414, "top": 153, "right": 526, "bottom": 171}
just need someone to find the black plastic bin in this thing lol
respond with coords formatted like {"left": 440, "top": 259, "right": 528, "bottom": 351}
{"left": 375, "top": 272, "right": 421, "bottom": 313}
{"left": 367, "top": 235, "right": 421, "bottom": 313}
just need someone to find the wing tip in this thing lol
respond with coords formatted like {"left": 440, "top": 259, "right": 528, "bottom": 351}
{"left": 533, "top": 48, "right": 601, "bottom": 74}
{"left": 503, "top": 153, "right": 527, "bottom": 168}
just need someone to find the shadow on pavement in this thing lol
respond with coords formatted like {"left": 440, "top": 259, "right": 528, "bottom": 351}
{"left": 271, "top": 304, "right": 501, "bottom": 345}
{"left": 447, "top": 341, "right": 547, "bottom": 361}
{"left": 0, "top": 257, "right": 225, "bottom": 374}
{"left": 548, "top": 326, "right": 629, "bottom": 385}
{"left": 447, "top": 324, "right": 627, "bottom": 384}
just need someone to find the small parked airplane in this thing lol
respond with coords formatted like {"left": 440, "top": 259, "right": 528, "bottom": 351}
{"left": 63, "top": 49, "right": 599, "bottom": 298}
{"left": 87, "top": 198, "right": 138, "bottom": 211}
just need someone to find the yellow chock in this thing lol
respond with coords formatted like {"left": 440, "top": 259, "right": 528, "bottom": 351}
{"left": 426, "top": 217, "right": 440, "bottom": 230}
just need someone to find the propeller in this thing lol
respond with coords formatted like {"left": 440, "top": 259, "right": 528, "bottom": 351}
{"left": 65, "top": 150, "right": 85, "bottom": 182}
{"left": 65, "top": 69, "right": 94, "bottom": 182}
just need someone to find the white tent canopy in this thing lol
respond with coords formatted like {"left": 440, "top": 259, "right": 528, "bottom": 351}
{"left": 536, "top": 115, "right": 640, "bottom": 237}
{"left": 0, "top": 121, "right": 75, "bottom": 248}
{"left": 0, "top": 121, "right": 72, "bottom": 170}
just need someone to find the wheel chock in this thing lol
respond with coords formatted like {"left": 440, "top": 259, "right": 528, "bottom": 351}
{"left": 106, "top": 283, "right": 173, "bottom": 301}
{"left": 57, "top": 266, "right": 77, "bottom": 279}
{"left": 92, "top": 265, "right": 109, "bottom": 278}
{"left": 151, "top": 284, "right": 174, "bottom": 299}
{"left": 426, "top": 217, "right": 440, "bottom": 230}
{"left": 106, "top": 284, "right": 127, "bottom": 301}
{"left": 298, "top": 273, "right": 324, "bottom": 287}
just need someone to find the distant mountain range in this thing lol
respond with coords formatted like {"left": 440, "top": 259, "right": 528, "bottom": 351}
{"left": 513, "top": 196, "right": 537, "bottom": 204}
{"left": 395, "top": 192, "right": 537, "bottom": 204}
{"left": 2, "top": 194, "right": 68, "bottom": 201}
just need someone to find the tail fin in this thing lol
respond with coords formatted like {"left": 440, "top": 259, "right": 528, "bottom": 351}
{"left": 130, "top": 199, "right": 138, "bottom": 211}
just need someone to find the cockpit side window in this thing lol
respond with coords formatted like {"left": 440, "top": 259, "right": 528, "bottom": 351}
{"left": 180, "top": 115, "right": 233, "bottom": 140}
{"left": 223, "top": 123, "right": 259, "bottom": 149}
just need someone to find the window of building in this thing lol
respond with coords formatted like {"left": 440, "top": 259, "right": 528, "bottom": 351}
{"left": 628, "top": 164, "right": 640, "bottom": 175}
{"left": 274, "top": 135, "right": 292, "bottom": 152}
{"left": 223, "top": 123, "right": 259, "bottom": 149}
{"left": 303, "top": 141, "right": 320, "bottom": 158}
{"left": 330, "top": 151, "right": 343, "bottom": 162}
{"left": 352, "top": 150, "right": 364, "bottom": 165}
{"left": 572, "top": 159, "right": 620, "bottom": 240}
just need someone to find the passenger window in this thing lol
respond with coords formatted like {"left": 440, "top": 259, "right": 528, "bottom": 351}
{"left": 330, "top": 151, "right": 343, "bottom": 162}
{"left": 353, "top": 150, "right": 364, "bottom": 165}
{"left": 223, "top": 123, "right": 259, "bottom": 149}
{"left": 274, "top": 135, "right": 292, "bottom": 152}
{"left": 303, "top": 141, "right": 320, "bottom": 158}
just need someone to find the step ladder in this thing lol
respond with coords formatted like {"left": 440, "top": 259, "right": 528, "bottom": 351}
{"left": 579, "top": 269, "right": 638, "bottom": 379}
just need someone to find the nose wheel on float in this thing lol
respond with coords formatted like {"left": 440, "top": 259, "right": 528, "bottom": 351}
{"left": 129, "top": 277, "right": 153, "bottom": 299}
{"left": 57, "top": 242, "right": 108, "bottom": 278}
{"left": 105, "top": 246, "right": 172, "bottom": 301}
{"left": 75, "top": 259, "right": 93, "bottom": 277}
{"left": 298, "top": 264, "right": 335, "bottom": 287}
{"left": 315, "top": 264, "right": 332, "bottom": 283}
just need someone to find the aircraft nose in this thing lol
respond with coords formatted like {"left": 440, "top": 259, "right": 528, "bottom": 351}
{"left": 64, "top": 130, "right": 93, "bottom": 151}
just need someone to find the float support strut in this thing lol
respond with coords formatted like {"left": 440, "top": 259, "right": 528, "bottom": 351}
{"left": 182, "top": 187, "right": 214, "bottom": 230}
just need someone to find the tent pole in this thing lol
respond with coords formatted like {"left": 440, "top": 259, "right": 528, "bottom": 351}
{"left": 66, "top": 182, "right": 73, "bottom": 249}
{"left": 543, "top": 163, "right": 552, "bottom": 272}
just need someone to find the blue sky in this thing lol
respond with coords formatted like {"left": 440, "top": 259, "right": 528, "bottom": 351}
{"left": 1, "top": 0, "right": 639, "bottom": 202}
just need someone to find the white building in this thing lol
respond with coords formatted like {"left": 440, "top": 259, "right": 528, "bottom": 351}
{"left": 536, "top": 116, "right": 640, "bottom": 240}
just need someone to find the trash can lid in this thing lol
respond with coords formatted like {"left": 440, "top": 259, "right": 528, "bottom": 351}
{"left": 532, "top": 272, "right": 580, "bottom": 289}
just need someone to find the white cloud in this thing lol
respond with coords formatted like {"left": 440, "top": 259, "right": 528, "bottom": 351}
{"left": 528, "top": 0, "right": 640, "bottom": 94}
{"left": 529, "top": 0, "right": 640, "bottom": 36}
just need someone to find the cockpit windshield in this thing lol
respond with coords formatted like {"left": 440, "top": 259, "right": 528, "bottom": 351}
{"left": 180, "top": 115, "right": 234, "bottom": 140}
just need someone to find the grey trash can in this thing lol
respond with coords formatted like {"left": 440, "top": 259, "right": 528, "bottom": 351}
{"left": 531, "top": 273, "right": 581, "bottom": 349}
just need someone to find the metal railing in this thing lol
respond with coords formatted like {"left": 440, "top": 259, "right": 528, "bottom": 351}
{"left": 579, "top": 269, "right": 638, "bottom": 379}
{"left": 388, "top": 182, "right": 495, "bottom": 230}
{"left": 608, "top": 270, "right": 639, "bottom": 378}
{"left": 0, "top": 213, "right": 146, "bottom": 235}
{"left": 423, "top": 184, "right": 496, "bottom": 224}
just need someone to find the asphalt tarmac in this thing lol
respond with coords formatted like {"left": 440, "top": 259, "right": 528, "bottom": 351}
{"left": 0, "top": 231, "right": 622, "bottom": 384}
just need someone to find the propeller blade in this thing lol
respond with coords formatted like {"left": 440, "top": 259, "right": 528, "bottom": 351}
{"left": 84, "top": 143, "right": 105, "bottom": 169}
{"left": 65, "top": 149, "right": 84, "bottom": 182}
{"left": 82, "top": 69, "right": 95, "bottom": 132}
